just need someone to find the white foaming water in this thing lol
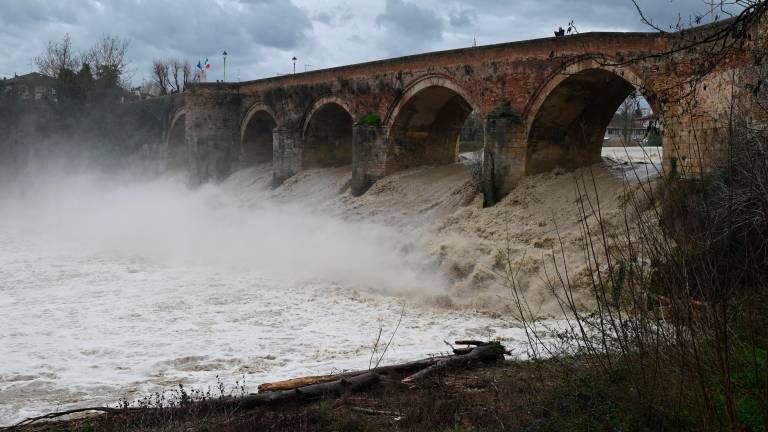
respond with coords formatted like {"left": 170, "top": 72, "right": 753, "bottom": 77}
{"left": 0, "top": 169, "right": 538, "bottom": 425}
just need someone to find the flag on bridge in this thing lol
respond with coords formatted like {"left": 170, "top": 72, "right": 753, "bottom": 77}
{"left": 196, "top": 59, "right": 210, "bottom": 82}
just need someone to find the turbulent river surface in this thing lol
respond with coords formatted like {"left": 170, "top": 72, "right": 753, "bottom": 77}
{"left": 0, "top": 147, "right": 660, "bottom": 425}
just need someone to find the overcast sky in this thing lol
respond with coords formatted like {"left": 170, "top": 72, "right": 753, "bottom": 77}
{"left": 0, "top": 0, "right": 736, "bottom": 86}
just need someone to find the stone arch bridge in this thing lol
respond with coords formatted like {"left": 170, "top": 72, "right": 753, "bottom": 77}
{"left": 166, "top": 18, "right": 762, "bottom": 203}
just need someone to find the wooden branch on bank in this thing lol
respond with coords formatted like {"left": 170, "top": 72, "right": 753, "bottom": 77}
{"left": 237, "top": 372, "right": 380, "bottom": 409}
{"left": 401, "top": 342, "right": 506, "bottom": 385}
{"left": 7, "top": 407, "right": 142, "bottom": 430}
{"left": 350, "top": 406, "right": 402, "bottom": 417}
{"left": 257, "top": 341, "right": 507, "bottom": 393}
{"left": 257, "top": 356, "right": 447, "bottom": 392}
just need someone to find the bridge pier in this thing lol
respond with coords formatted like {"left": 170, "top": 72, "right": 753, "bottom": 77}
{"left": 482, "top": 112, "right": 527, "bottom": 206}
{"left": 187, "top": 89, "right": 240, "bottom": 183}
{"left": 272, "top": 127, "right": 303, "bottom": 187}
{"left": 351, "top": 125, "right": 388, "bottom": 196}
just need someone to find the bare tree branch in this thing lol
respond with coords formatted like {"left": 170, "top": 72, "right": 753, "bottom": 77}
{"left": 34, "top": 34, "right": 79, "bottom": 78}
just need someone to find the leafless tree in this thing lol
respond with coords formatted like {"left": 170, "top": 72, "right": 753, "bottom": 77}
{"left": 83, "top": 34, "right": 132, "bottom": 85}
{"left": 617, "top": 94, "right": 643, "bottom": 144}
{"left": 151, "top": 58, "right": 192, "bottom": 95}
{"left": 34, "top": 34, "right": 79, "bottom": 78}
{"left": 182, "top": 62, "right": 192, "bottom": 89}
{"left": 170, "top": 59, "right": 183, "bottom": 93}
{"left": 151, "top": 60, "right": 171, "bottom": 95}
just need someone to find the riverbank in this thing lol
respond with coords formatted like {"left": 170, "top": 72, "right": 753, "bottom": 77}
{"left": 10, "top": 356, "right": 655, "bottom": 432}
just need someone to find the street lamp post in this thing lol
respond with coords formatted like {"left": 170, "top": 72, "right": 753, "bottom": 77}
{"left": 292, "top": 56, "right": 297, "bottom": 74}
{"left": 222, "top": 51, "right": 228, "bottom": 82}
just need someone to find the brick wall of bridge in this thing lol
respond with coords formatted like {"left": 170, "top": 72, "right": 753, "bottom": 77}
{"left": 178, "top": 18, "right": 759, "bottom": 200}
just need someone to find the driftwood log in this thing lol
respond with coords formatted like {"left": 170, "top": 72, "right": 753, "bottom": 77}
{"left": 238, "top": 372, "right": 380, "bottom": 409}
{"left": 257, "top": 341, "right": 507, "bottom": 392}
{"left": 401, "top": 342, "right": 506, "bottom": 384}
{"left": 257, "top": 356, "right": 446, "bottom": 392}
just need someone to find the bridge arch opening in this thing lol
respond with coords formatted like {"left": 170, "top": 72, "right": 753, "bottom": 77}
{"left": 386, "top": 84, "right": 474, "bottom": 173}
{"left": 526, "top": 68, "right": 659, "bottom": 175}
{"left": 302, "top": 103, "right": 354, "bottom": 168}
{"left": 241, "top": 110, "right": 276, "bottom": 165}
{"left": 167, "top": 113, "right": 187, "bottom": 171}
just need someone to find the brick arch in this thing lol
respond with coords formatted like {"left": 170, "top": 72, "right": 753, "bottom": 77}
{"left": 165, "top": 108, "right": 189, "bottom": 171}
{"left": 383, "top": 74, "right": 478, "bottom": 174}
{"left": 384, "top": 74, "right": 479, "bottom": 130}
{"left": 241, "top": 103, "right": 279, "bottom": 143}
{"left": 301, "top": 97, "right": 355, "bottom": 168}
{"left": 167, "top": 108, "right": 187, "bottom": 145}
{"left": 524, "top": 57, "right": 662, "bottom": 175}
{"left": 240, "top": 104, "right": 278, "bottom": 166}
{"left": 525, "top": 57, "right": 660, "bottom": 122}
{"left": 302, "top": 96, "right": 355, "bottom": 136}
{"left": 166, "top": 108, "right": 188, "bottom": 171}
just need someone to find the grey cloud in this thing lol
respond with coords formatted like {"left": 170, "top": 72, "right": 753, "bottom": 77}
{"left": 0, "top": 1, "right": 88, "bottom": 29}
{"left": 311, "top": 3, "right": 354, "bottom": 26}
{"left": 452, "top": 0, "right": 728, "bottom": 32}
{"left": 449, "top": 8, "right": 477, "bottom": 27}
{"left": 376, "top": 0, "right": 443, "bottom": 54}
{"left": 313, "top": 11, "right": 334, "bottom": 25}
{"left": 0, "top": 0, "right": 751, "bottom": 83}
{"left": 99, "top": 0, "right": 312, "bottom": 54}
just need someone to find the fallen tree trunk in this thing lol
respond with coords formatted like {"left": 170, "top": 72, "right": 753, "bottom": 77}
{"left": 258, "top": 356, "right": 446, "bottom": 392}
{"left": 401, "top": 342, "right": 506, "bottom": 384}
{"left": 238, "top": 372, "right": 380, "bottom": 409}
{"left": 258, "top": 341, "right": 507, "bottom": 393}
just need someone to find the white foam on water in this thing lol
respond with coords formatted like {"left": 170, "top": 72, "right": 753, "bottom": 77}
{"left": 0, "top": 170, "right": 545, "bottom": 425}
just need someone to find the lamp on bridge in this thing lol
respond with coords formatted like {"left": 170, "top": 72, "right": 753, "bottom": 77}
{"left": 292, "top": 56, "right": 297, "bottom": 74}
{"left": 222, "top": 51, "right": 228, "bottom": 82}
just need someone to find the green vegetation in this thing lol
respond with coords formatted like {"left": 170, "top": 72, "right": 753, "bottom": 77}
{"left": 357, "top": 113, "right": 382, "bottom": 126}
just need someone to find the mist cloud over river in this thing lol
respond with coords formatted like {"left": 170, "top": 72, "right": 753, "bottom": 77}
{"left": 0, "top": 168, "right": 443, "bottom": 292}
{"left": 0, "top": 165, "right": 539, "bottom": 425}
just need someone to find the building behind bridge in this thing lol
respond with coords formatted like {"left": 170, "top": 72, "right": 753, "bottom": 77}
{"left": 604, "top": 109, "right": 656, "bottom": 147}
{"left": 2, "top": 72, "right": 57, "bottom": 101}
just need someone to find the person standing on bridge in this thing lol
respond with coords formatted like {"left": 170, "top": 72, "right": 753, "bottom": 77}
{"left": 554, "top": 26, "right": 565, "bottom": 37}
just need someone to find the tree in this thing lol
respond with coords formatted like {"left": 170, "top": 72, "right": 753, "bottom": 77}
{"left": 55, "top": 68, "right": 80, "bottom": 102}
{"left": 76, "top": 63, "right": 95, "bottom": 95}
{"left": 151, "top": 60, "right": 171, "bottom": 95}
{"left": 617, "top": 93, "right": 642, "bottom": 144}
{"left": 83, "top": 35, "right": 131, "bottom": 87}
{"left": 34, "top": 34, "right": 79, "bottom": 78}
{"left": 55, "top": 63, "right": 94, "bottom": 105}
{"left": 151, "top": 58, "right": 192, "bottom": 95}
{"left": 182, "top": 61, "right": 192, "bottom": 91}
